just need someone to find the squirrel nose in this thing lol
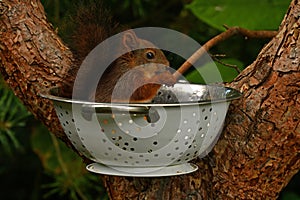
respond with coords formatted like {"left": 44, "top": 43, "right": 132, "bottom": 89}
{"left": 155, "top": 67, "right": 167, "bottom": 75}
{"left": 155, "top": 66, "right": 173, "bottom": 75}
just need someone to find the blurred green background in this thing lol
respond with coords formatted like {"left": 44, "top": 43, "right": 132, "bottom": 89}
{"left": 0, "top": 0, "right": 298, "bottom": 199}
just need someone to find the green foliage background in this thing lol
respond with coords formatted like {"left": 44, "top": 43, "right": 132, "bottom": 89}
{"left": 0, "top": 0, "right": 298, "bottom": 199}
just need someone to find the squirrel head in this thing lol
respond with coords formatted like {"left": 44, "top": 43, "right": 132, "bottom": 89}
{"left": 119, "top": 30, "right": 174, "bottom": 82}
{"left": 120, "top": 30, "right": 169, "bottom": 67}
{"left": 106, "top": 30, "right": 176, "bottom": 103}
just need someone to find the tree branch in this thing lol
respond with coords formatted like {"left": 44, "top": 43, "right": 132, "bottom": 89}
{"left": 0, "top": 0, "right": 73, "bottom": 140}
{"left": 211, "top": 54, "right": 242, "bottom": 73}
{"left": 173, "top": 26, "right": 278, "bottom": 79}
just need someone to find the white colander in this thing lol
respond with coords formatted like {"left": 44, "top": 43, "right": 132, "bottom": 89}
{"left": 40, "top": 82, "right": 241, "bottom": 177}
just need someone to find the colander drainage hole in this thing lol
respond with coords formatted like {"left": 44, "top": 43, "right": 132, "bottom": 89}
{"left": 112, "top": 136, "right": 122, "bottom": 141}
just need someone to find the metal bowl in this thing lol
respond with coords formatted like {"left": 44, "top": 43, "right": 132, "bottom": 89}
{"left": 40, "top": 82, "right": 241, "bottom": 177}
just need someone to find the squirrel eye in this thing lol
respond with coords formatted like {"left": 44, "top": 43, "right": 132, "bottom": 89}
{"left": 146, "top": 51, "right": 155, "bottom": 59}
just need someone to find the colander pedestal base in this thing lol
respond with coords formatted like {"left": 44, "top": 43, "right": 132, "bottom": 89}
{"left": 86, "top": 163, "right": 198, "bottom": 177}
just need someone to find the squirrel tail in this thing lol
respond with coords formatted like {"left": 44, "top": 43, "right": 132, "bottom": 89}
{"left": 59, "top": 1, "right": 120, "bottom": 98}
{"left": 63, "top": 0, "right": 120, "bottom": 61}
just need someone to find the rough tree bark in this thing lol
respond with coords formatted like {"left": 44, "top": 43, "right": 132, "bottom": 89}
{"left": 0, "top": 0, "right": 73, "bottom": 143}
{"left": 0, "top": 0, "right": 299, "bottom": 199}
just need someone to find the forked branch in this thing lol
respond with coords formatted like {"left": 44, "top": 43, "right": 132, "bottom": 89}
{"left": 173, "top": 26, "right": 278, "bottom": 79}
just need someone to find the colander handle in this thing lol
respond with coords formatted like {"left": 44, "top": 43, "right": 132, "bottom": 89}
{"left": 81, "top": 104, "right": 160, "bottom": 123}
{"left": 82, "top": 104, "right": 150, "bottom": 114}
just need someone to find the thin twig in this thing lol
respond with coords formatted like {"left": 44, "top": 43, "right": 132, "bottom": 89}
{"left": 211, "top": 54, "right": 241, "bottom": 73}
{"left": 173, "top": 26, "right": 278, "bottom": 80}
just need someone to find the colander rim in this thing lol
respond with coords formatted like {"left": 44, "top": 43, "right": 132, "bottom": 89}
{"left": 39, "top": 83, "right": 242, "bottom": 107}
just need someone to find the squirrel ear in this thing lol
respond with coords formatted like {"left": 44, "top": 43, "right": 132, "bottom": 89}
{"left": 122, "top": 30, "right": 139, "bottom": 51}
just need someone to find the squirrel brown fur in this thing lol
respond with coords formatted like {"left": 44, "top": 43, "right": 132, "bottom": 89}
{"left": 62, "top": 1, "right": 176, "bottom": 103}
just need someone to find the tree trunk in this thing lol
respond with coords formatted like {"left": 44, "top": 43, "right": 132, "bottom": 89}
{"left": 0, "top": 0, "right": 299, "bottom": 199}
{"left": 0, "top": 0, "right": 74, "bottom": 144}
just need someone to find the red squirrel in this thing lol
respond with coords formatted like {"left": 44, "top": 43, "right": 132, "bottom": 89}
{"left": 62, "top": 1, "right": 176, "bottom": 103}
